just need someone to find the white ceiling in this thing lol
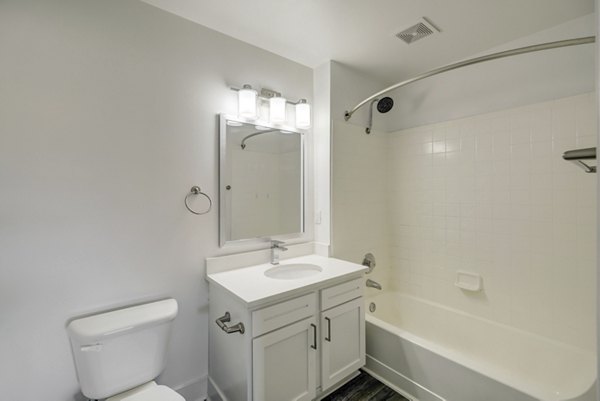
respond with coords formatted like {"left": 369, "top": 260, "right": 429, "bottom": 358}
{"left": 140, "top": 0, "right": 594, "bottom": 84}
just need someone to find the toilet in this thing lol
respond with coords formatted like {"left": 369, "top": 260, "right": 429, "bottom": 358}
{"left": 67, "top": 298, "right": 184, "bottom": 401}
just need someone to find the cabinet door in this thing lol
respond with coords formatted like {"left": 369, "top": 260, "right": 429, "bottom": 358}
{"left": 253, "top": 317, "right": 318, "bottom": 401}
{"left": 321, "top": 297, "right": 365, "bottom": 391}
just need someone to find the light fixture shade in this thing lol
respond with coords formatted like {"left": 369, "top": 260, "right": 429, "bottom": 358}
{"left": 269, "top": 96, "right": 287, "bottom": 123}
{"left": 295, "top": 100, "right": 311, "bottom": 128}
{"left": 238, "top": 84, "right": 257, "bottom": 119}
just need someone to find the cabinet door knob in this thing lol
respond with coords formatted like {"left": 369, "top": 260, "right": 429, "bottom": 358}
{"left": 325, "top": 317, "right": 331, "bottom": 342}
{"left": 310, "top": 323, "right": 317, "bottom": 349}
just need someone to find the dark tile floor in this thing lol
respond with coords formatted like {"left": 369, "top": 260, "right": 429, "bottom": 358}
{"left": 322, "top": 371, "right": 409, "bottom": 401}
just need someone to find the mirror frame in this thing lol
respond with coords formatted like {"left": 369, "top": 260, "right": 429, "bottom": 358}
{"left": 219, "top": 114, "right": 306, "bottom": 247}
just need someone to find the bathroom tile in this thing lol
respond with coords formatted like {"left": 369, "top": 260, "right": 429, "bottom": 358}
{"left": 530, "top": 106, "right": 553, "bottom": 142}
{"left": 491, "top": 115, "right": 510, "bottom": 133}
{"left": 476, "top": 133, "right": 493, "bottom": 157}
{"left": 552, "top": 97, "right": 577, "bottom": 139}
{"left": 531, "top": 140, "right": 553, "bottom": 159}
{"left": 576, "top": 135, "right": 596, "bottom": 148}
{"left": 461, "top": 135, "right": 476, "bottom": 154}
{"left": 446, "top": 139, "right": 460, "bottom": 153}
{"left": 510, "top": 142, "right": 531, "bottom": 160}
{"left": 492, "top": 135, "right": 511, "bottom": 160}
{"left": 530, "top": 156, "right": 552, "bottom": 174}
{"left": 575, "top": 95, "right": 595, "bottom": 138}
{"left": 552, "top": 137, "right": 577, "bottom": 155}
{"left": 340, "top": 93, "right": 597, "bottom": 351}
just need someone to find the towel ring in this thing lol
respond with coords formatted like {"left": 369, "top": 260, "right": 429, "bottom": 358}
{"left": 185, "top": 186, "right": 212, "bottom": 215}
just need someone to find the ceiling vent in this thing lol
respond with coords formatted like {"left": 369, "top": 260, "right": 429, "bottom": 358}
{"left": 396, "top": 17, "right": 441, "bottom": 45}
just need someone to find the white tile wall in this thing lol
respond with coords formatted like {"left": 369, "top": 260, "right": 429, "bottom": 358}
{"left": 333, "top": 93, "right": 597, "bottom": 350}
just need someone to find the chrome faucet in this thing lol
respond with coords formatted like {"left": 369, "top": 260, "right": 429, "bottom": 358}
{"left": 270, "top": 240, "right": 288, "bottom": 265}
{"left": 366, "top": 279, "right": 382, "bottom": 290}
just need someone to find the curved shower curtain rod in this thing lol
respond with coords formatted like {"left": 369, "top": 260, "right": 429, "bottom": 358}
{"left": 240, "top": 129, "right": 279, "bottom": 149}
{"left": 344, "top": 36, "right": 596, "bottom": 122}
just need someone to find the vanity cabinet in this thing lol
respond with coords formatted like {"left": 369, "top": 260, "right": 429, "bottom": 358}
{"left": 208, "top": 276, "right": 365, "bottom": 401}
{"left": 320, "top": 297, "right": 365, "bottom": 390}
{"left": 253, "top": 317, "right": 318, "bottom": 401}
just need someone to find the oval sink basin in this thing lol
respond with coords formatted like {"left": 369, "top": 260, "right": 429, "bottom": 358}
{"left": 264, "top": 263, "right": 323, "bottom": 280}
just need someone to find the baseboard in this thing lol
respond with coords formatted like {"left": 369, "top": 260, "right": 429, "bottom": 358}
{"left": 206, "top": 370, "right": 360, "bottom": 401}
{"left": 174, "top": 374, "right": 207, "bottom": 401}
{"left": 207, "top": 376, "right": 227, "bottom": 401}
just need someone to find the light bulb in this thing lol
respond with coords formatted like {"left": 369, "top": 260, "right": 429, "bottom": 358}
{"left": 269, "top": 96, "right": 287, "bottom": 123}
{"left": 295, "top": 100, "right": 311, "bottom": 128}
{"left": 238, "top": 84, "right": 257, "bottom": 119}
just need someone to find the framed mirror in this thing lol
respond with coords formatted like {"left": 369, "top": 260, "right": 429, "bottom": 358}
{"left": 219, "top": 114, "right": 305, "bottom": 246}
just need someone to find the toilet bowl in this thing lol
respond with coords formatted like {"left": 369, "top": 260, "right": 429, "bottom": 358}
{"left": 67, "top": 299, "right": 185, "bottom": 401}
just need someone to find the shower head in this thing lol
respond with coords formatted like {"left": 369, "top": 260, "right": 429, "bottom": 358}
{"left": 365, "top": 97, "right": 394, "bottom": 134}
{"left": 377, "top": 97, "right": 394, "bottom": 113}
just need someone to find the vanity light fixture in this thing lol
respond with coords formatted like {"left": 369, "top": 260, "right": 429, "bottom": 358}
{"left": 269, "top": 95, "right": 287, "bottom": 123}
{"left": 230, "top": 84, "right": 310, "bottom": 129}
{"left": 237, "top": 84, "right": 258, "bottom": 120}
{"left": 295, "top": 99, "right": 311, "bottom": 128}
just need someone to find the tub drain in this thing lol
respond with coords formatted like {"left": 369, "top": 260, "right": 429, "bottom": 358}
{"left": 369, "top": 302, "right": 376, "bottom": 313}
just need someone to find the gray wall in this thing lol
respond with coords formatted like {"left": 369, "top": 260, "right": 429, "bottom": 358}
{"left": 0, "top": 1, "right": 312, "bottom": 400}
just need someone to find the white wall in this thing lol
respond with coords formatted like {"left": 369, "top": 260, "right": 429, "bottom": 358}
{"left": 330, "top": 61, "right": 390, "bottom": 130}
{"left": 381, "top": 14, "right": 596, "bottom": 131}
{"left": 0, "top": 1, "right": 312, "bottom": 400}
{"left": 313, "top": 63, "right": 331, "bottom": 246}
{"left": 331, "top": 121, "right": 392, "bottom": 295}
{"left": 313, "top": 60, "right": 389, "bottom": 249}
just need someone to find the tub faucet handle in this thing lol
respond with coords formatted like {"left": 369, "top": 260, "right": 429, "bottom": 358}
{"left": 363, "top": 253, "right": 376, "bottom": 274}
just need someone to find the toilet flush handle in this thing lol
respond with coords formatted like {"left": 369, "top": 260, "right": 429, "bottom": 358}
{"left": 216, "top": 312, "right": 245, "bottom": 335}
{"left": 80, "top": 343, "right": 103, "bottom": 352}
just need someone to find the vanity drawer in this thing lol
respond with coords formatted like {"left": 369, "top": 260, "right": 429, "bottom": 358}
{"left": 252, "top": 293, "right": 317, "bottom": 337}
{"left": 321, "top": 278, "right": 363, "bottom": 311}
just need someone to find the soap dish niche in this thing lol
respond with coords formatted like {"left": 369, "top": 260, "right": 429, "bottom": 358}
{"left": 455, "top": 271, "right": 482, "bottom": 292}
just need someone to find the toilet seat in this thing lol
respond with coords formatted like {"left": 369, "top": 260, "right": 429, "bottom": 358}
{"left": 107, "top": 382, "right": 185, "bottom": 401}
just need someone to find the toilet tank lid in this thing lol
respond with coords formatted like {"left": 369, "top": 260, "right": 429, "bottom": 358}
{"left": 67, "top": 299, "right": 178, "bottom": 343}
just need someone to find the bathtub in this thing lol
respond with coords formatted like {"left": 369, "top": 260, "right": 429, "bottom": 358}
{"left": 364, "top": 292, "right": 597, "bottom": 401}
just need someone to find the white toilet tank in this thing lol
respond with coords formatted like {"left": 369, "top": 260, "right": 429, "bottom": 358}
{"left": 67, "top": 299, "right": 178, "bottom": 400}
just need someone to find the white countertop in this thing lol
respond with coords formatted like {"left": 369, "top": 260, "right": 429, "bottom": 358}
{"left": 206, "top": 254, "right": 367, "bottom": 308}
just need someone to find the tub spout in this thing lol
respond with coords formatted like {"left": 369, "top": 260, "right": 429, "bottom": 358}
{"left": 366, "top": 279, "right": 382, "bottom": 290}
